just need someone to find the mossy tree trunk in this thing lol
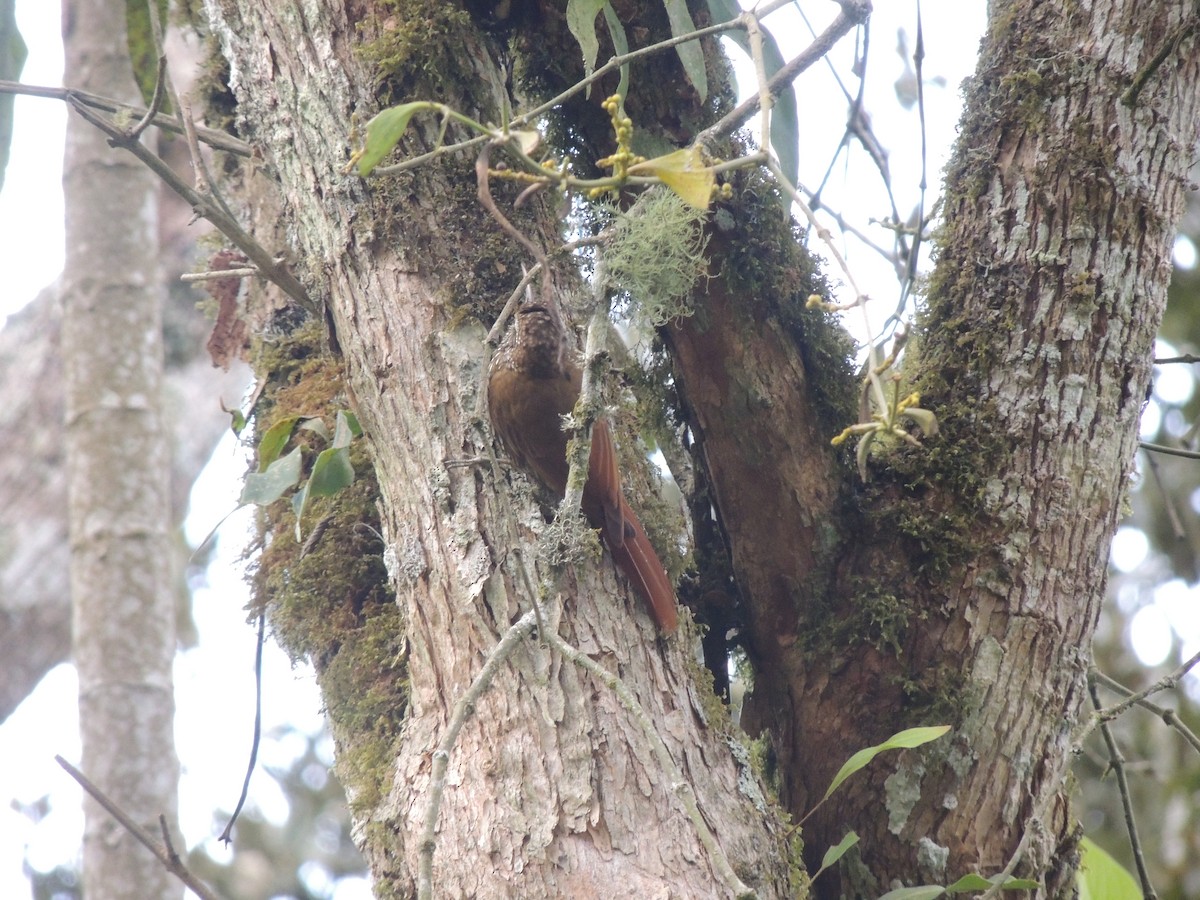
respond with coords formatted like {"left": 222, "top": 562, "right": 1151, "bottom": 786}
{"left": 200, "top": 0, "right": 1200, "bottom": 897}
{"left": 204, "top": 1, "right": 791, "bottom": 897}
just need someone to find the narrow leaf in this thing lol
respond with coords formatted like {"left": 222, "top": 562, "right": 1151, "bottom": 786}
{"left": 876, "top": 887, "right": 946, "bottom": 900}
{"left": 814, "top": 832, "right": 859, "bottom": 878}
{"left": 240, "top": 447, "right": 303, "bottom": 506}
{"left": 662, "top": 0, "right": 707, "bottom": 102}
{"left": 292, "top": 483, "right": 309, "bottom": 542}
{"left": 600, "top": 3, "right": 631, "bottom": 100}
{"left": 944, "top": 873, "right": 1039, "bottom": 893}
{"left": 900, "top": 406, "right": 939, "bottom": 437}
{"left": 332, "top": 409, "right": 358, "bottom": 449}
{"left": 299, "top": 416, "right": 330, "bottom": 441}
{"left": 704, "top": 0, "right": 799, "bottom": 192}
{"left": 566, "top": 0, "right": 606, "bottom": 87}
{"left": 822, "top": 725, "right": 951, "bottom": 802}
{"left": 1077, "top": 837, "right": 1140, "bottom": 900}
{"left": 358, "top": 102, "right": 431, "bottom": 175}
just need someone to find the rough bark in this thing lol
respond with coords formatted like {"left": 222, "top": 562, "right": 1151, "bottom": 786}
{"left": 665, "top": 2, "right": 1199, "bottom": 896}
{"left": 61, "top": 0, "right": 179, "bottom": 896}
{"left": 203, "top": 1, "right": 792, "bottom": 897}
{"left": 197, "top": 0, "right": 1200, "bottom": 897}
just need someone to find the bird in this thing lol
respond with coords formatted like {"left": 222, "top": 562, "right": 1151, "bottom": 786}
{"left": 487, "top": 301, "right": 679, "bottom": 632}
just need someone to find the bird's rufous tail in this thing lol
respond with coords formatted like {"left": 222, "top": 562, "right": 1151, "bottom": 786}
{"left": 605, "top": 497, "right": 679, "bottom": 632}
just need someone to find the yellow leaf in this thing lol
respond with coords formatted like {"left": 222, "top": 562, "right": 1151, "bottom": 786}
{"left": 629, "top": 146, "right": 714, "bottom": 209}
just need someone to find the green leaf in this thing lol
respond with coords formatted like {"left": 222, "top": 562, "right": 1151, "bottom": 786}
{"left": 1077, "top": 837, "right": 1141, "bottom": 900}
{"left": 822, "top": 725, "right": 951, "bottom": 803}
{"left": 124, "top": 0, "right": 169, "bottom": 109}
{"left": 240, "top": 447, "right": 303, "bottom": 506}
{"left": 704, "top": 0, "right": 799, "bottom": 192}
{"left": 308, "top": 446, "right": 355, "bottom": 498}
{"left": 877, "top": 887, "right": 946, "bottom": 900}
{"left": 813, "top": 832, "right": 858, "bottom": 879}
{"left": 628, "top": 146, "right": 714, "bottom": 209}
{"left": 358, "top": 102, "right": 433, "bottom": 176}
{"left": 257, "top": 416, "right": 301, "bottom": 471}
{"left": 600, "top": 3, "right": 631, "bottom": 100}
{"left": 566, "top": 0, "right": 607, "bottom": 90}
{"left": 332, "top": 409, "right": 359, "bottom": 449}
{"left": 662, "top": 0, "right": 707, "bottom": 102}
{"left": 0, "top": 0, "right": 27, "bottom": 194}
{"left": 944, "top": 873, "right": 1040, "bottom": 893}
{"left": 292, "top": 483, "right": 309, "bottom": 542}
{"left": 227, "top": 408, "right": 247, "bottom": 436}
{"left": 299, "top": 416, "right": 330, "bottom": 441}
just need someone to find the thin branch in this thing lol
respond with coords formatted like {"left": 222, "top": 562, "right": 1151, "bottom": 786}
{"left": 1084, "top": 648, "right": 1200, "bottom": 731}
{"left": 0, "top": 79, "right": 251, "bottom": 156}
{"left": 1087, "top": 677, "right": 1157, "bottom": 898}
{"left": 1144, "top": 449, "right": 1189, "bottom": 541}
{"left": 128, "top": 56, "right": 168, "bottom": 139}
{"left": 1092, "top": 669, "right": 1200, "bottom": 754}
{"left": 1139, "top": 440, "right": 1200, "bottom": 460}
{"left": 55, "top": 756, "right": 222, "bottom": 900}
{"left": 219, "top": 611, "right": 266, "bottom": 843}
{"left": 416, "top": 609, "right": 540, "bottom": 900}
{"left": 181, "top": 267, "right": 262, "bottom": 282}
{"left": 1154, "top": 355, "right": 1200, "bottom": 364}
{"left": 698, "top": 0, "right": 870, "bottom": 148}
{"left": 67, "top": 98, "right": 315, "bottom": 311}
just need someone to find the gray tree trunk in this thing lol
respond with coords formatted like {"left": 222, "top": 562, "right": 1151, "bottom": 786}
{"left": 61, "top": 0, "right": 179, "bottom": 896}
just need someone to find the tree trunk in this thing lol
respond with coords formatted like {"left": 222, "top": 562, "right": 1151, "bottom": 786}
{"left": 198, "top": 0, "right": 1200, "bottom": 897}
{"left": 61, "top": 0, "right": 179, "bottom": 896}
{"left": 674, "top": 1, "right": 1199, "bottom": 896}
{"left": 204, "top": 1, "right": 791, "bottom": 896}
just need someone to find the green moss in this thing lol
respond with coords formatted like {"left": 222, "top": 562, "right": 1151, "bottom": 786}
{"left": 715, "top": 166, "right": 858, "bottom": 430}
{"left": 357, "top": 0, "right": 475, "bottom": 105}
{"left": 894, "top": 663, "right": 967, "bottom": 726}
{"left": 246, "top": 319, "right": 403, "bottom": 816}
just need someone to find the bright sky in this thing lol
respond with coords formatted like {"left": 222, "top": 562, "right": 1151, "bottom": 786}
{"left": 1, "top": 1, "right": 1196, "bottom": 897}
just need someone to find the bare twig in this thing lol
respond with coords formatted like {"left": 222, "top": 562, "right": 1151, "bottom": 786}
{"left": 698, "top": 0, "right": 870, "bottom": 149}
{"left": 0, "top": 79, "right": 251, "bottom": 156}
{"left": 128, "top": 56, "right": 168, "bottom": 139}
{"left": 55, "top": 756, "right": 222, "bottom": 900}
{"left": 219, "top": 611, "right": 266, "bottom": 844}
{"left": 1091, "top": 669, "right": 1200, "bottom": 754}
{"left": 1139, "top": 440, "right": 1200, "bottom": 460}
{"left": 416, "top": 609, "right": 540, "bottom": 900}
{"left": 1087, "top": 676, "right": 1157, "bottom": 898}
{"left": 67, "top": 98, "right": 314, "bottom": 311}
{"left": 181, "top": 267, "right": 261, "bottom": 282}
{"left": 1081, "top": 648, "right": 1200, "bottom": 733}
